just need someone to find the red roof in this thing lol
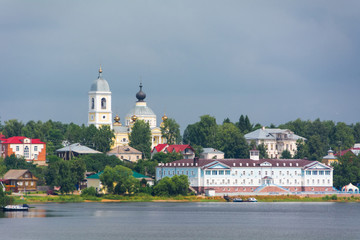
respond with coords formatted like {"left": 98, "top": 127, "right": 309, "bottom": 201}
{"left": 1, "top": 136, "right": 45, "bottom": 144}
{"left": 166, "top": 144, "right": 194, "bottom": 153}
{"left": 160, "top": 158, "right": 324, "bottom": 169}
{"left": 152, "top": 144, "right": 168, "bottom": 153}
{"left": 335, "top": 148, "right": 360, "bottom": 156}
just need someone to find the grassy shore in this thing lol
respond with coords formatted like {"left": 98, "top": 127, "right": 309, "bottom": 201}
{"left": 10, "top": 193, "right": 360, "bottom": 204}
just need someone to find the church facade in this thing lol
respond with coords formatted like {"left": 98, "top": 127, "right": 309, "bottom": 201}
{"left": 88, "top": 67, "right": 166, "bottom": 149}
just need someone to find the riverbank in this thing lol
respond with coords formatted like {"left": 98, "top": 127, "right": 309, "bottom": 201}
{"left": 10, "top": 193, "right": 360, "bottom": 204}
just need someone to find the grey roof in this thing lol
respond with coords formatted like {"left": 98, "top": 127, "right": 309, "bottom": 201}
{"left": 56, "top": 143, "right": 102, "bottom": 154}
{"left": 126, "top": 104, "right": 156, "bottom": 118}
{"left": 113, "top": 125, "right": 129, "bottom": 133}
{"left": 244, "top": 128, "right": 305, "bottom": 141}
{"left": 202, "top": 148, "right": 224, "bottom": 154}
{"left": 90, "top": 77, "right": 110, "bottom": 92}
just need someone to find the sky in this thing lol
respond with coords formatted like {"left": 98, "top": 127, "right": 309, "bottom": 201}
{"left": 1, "top": 1, "right": 360, "bottom": 133}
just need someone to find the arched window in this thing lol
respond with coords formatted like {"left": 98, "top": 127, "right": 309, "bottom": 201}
{"left": 91, "top": 98, "right": 94, "bottom": 109}
{"left": 101, "top": 98, "right": 106, "bottom": 109}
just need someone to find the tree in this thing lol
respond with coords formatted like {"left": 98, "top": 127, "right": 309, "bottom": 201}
{"left": 294, "top": 139, "right": 309, "bottom": 159}
{"left": 80, "top": 154, "right": 123, "bottom": 172}
{"left": 70, "top": 158, "right": 86, "bottom": 189}
{"left": 333, "top": 152, "right": 360, "bottom": 189}
{"left": 93, "top": 125, "right": 114, "bottom": 152}
{"left": 153, "top": 175, "right": 189, "bottom": 196}
{"left": 45, "top": 160, "right": 76, "bottom": 194}
{"left": 183, "top": 115, "right": 217, "bottom": 147}
{"left": 2, "top": 119, "right": 24, "bottom": 137}
{"left": 160, "top": 118, "right": 181, "bottom": 145}
{"left": 64, "top": 123, "right": 82, "bottom": 144}
{"left": 216, "top": 123, "right": 249, "bottom": 158}
{"left": 100, "top": 165, "right": 136, "bottom": 194}
{"left": 257, "top": 143, "right": 269, "bottom": 159}
{"left": 0, "top": 187, "right": 13, "bottom": 207}
{"left": 280, "top": 150, "right": 292, "bottom": 159}
{"left": 129, "top": 120, "right": 152, "bottom": 159}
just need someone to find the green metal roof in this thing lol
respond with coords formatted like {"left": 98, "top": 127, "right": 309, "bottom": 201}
{"left": 86, "top": 170, "right": 150, "bottom": 179}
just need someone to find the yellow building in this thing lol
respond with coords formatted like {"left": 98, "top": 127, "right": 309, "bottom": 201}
{"left": 88, "top": 67, "right": 166, "bottom": 149}
{"left": 112, "top": 83, "right": 166, "bottom": 149}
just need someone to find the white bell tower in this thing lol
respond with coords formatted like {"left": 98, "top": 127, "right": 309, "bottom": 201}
{"left": 88, "top": 66, "right": 112, "bottom": 129}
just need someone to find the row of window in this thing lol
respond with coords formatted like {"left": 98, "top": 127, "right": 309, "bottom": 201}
{"left": 160, "top": 170, "right": 195, "bottom": 176}
{"left": 205, "top": 170, "right": 231, "bottom": 176}
{"left": 306, "top": 170, "right": 331, "bottom": 176}
{"left": 17, "top": 181, "right": 35, "bottom": 186}
{"left": 91, "top": 98, "right": 107, "bottom": 110}
{"left": 205, "top": 179, "right": 331, "bottom": 185}
{"left": 16, "top": 146, "right": 39, "bottom": 151}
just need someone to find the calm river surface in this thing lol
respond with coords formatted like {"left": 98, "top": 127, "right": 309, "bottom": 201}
{"left": 0, "top": 202, "right": 359, "bottom": 240}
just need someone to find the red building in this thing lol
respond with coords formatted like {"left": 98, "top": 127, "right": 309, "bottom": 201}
{"left": 0, "top": 136, "right": 47, "bottom": 165}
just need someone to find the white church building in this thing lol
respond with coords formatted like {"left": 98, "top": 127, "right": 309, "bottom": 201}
{"left": 88, "top": 67, "right": 166, "bottom": 149}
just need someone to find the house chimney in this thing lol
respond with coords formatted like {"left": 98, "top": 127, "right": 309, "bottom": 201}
{"left": 249, "top": 149, "right": 260, "bottom": 160}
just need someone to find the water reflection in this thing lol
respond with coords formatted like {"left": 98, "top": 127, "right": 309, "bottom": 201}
{"left": 0, "top": 209, "right": 47, "bottom": 218}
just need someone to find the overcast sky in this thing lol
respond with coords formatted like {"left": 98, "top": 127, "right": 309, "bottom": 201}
{"left": 1, "top": 1, "right": 360, "bottom": 132}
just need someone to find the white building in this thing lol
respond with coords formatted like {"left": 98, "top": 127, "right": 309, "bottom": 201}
{"left": 200, "top": 148, "right": 225, "bottom": 159}
{"left": 156, "top": 150, "right": 334, "bottom": 196}
{"left": 88, "top": 66, "right": 112, "bottom": 129}
{"left": 244, "top": 127, "right": 306, "bottom": 159}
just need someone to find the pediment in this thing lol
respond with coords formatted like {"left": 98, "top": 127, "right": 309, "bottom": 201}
{"left": 204, "top": 161, "right": 230, "bottom": 169}
{"left": 305, "top": 162, "right": 331, "bottom": 170}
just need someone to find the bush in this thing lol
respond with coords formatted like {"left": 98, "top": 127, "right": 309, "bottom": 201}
{"left": 331, "top": 194, "right": 338, "bottom": 200}
{"left": 81, "top": 187, "right": 97, "bottom": 197}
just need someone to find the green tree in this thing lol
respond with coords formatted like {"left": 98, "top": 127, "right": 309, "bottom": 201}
{"left": 80, "top": 154, "right": 123, "bottom": 172}
{"left": 160, "top": 118, "right": 181, "bottom": 145}
{"left": 100, "top": 165, "right": 135, "bottom": 194}
{"left": 257, "top": 143, "right": 269, "bottom": 159}
{"left": 64, "top": 123, "right": 82, "bottom": 144}
{"left": 153, "top": 175, "right": 189, "bottom": 196}
{"left": 333, "top": 152, "right": 360, "bottom": 189}
{"left": 45, "top": 160, "right": 77, "bottom": 194}
{"left": 0, "top": 187, "right": 13, "bottom": 207}
{"left": 129, "top": 120, "right": 152, "bottom": 159}
{"left": 280, "top": 150, "right": 292, "bottom": 159}
{"left": 216, "top": 123, "right": 249, "bottom": 158}
{"left": 93, "top": 125, "right": 115, "bottom": 152}
{"left": 294, "top": 139, "right": 309, "bottom": 159}
{"left": 2, "top": 119, "right": 24, "bottom": 137}
{"left": 183, "top": 115, "right": 217, "bottom": 147}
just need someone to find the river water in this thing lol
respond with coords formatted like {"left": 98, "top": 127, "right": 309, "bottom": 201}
{"left": 0, "top": 202, "right": 359, "bottom": 240}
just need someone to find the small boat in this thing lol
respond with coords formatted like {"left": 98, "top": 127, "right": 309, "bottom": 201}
{"left": 3, "top": 204, "right": 29, "bottom": 211}
{"left": 247, "top": 197, "right": 257, "bottom": 202}
{"left": 233, "top": 198, "right": 243, "bottom": 202}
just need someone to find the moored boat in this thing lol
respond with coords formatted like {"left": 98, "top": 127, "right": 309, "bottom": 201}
{"left": 247, "top": 197, "right": 257, "bottom": 202}
{"left": 233, "top": 198, "right": 243, "bottom": 202}
{"left": 3, "top": 204, "right": 29, "bottom": 211}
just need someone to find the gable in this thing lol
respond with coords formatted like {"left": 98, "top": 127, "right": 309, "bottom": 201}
{"left": 305, "top": 162, "right": 331, "bottom": 170}
{"left": 207, "top": 163, "right": 230, "bottom": 169}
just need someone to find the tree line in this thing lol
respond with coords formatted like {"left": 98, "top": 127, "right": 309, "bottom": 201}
{"left": 0, "top": 119, "right": 114, "bottom": 154}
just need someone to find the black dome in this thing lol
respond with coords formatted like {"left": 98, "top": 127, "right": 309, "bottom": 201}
{"left": 136, "top": 83, "right": 146, "bottom": 101}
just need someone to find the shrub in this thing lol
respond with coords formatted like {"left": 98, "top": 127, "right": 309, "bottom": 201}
{"left": 331, "top": 194, "right": 338, "bottom": 200}
{"left": 81, "top": 187, "right": 97, "bottom": 197}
